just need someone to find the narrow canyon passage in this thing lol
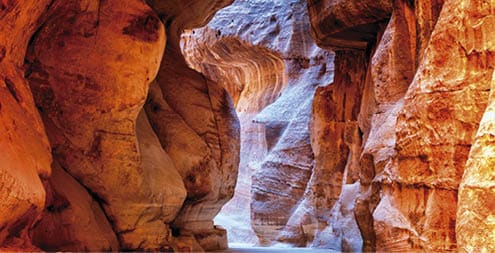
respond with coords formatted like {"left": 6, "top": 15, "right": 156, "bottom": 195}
{"left": 180, "top": 0, "right": 334, "bottom": 247}
{"left": 0, "top": 0, "right": 494, "bottom": 252}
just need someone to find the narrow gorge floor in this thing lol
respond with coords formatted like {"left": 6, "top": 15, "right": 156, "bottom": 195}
{"left": 216, "top": 247, "right": 336, "bottom": 253}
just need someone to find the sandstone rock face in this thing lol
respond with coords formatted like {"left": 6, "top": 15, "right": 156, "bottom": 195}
{"left": 2, "top": 0, "right": 495, "bottom": 251}
{"left": 0, "top": 1, "right": 53, "bottom": 249}
{"left": 2, "top": 0, "right": 238, "bottom": 251}
{"left": 182, "top": 0, "right": 334, "bottom": 247}
{"left": 309, "top": 50, "right": 367, "bottom": 251}
{"left": 307, "top": 0, "right": 392, "bottom": 49}
{"left": 308, "top": 0, "right": 495, "bottom": 251}
{"left": 182, "top": 34, "right": 286, "bottom": 246}
{"left": 145, "top": 1, "right": 240, "bottom": 251}
{"left": 31, "top": 162, "right": 119, "bottom": 251}
{"left": 457, "top": 71, "right": 495, "bottom": 253}
{"left": 25, "top": 0, "right": 188, "bottom": 250}
{"left": 146, "top": 40, "right": 240, "bottom": 250}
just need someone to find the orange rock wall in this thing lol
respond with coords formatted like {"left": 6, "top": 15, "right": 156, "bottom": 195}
{"left": 0, "top": 1, "right": 53, "bottom": 250}
{"left": 1, "top": 0, "right": 494, "bottom": 251}
{"left": 308, "top": 0, "right": 495, "bottom": 251}
{"left": 0, "top": 0, "right": 238, "bottom": 251}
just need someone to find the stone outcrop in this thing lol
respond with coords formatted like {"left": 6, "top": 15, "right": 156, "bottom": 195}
{"left": 1, "top": 0, "right": 495, "bottom": 251}
{"left": 145, "top": 1, "right": 240, "bottom": 250}
{"left": 457, "top": 71, "right": 495, "bottom": 253}
{"left": 309, "top": 50, "right": 367, "bottom": 251}
{"left": 25, "top": 0, "right": 186, "bottom": 250}
{"left": 183, "top": 34, "right": 287, "bottom": 245}
{"left": 31, "top": 162, "right": 119, "bottom": 251}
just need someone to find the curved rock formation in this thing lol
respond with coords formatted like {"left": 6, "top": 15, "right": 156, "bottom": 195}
{"left": 1, "top": 0, "right": 238, "bottom": 251}
{"left": 145, "top": 1, "right": 240, "bottom": 250}
{"left": 25, "top": 0, "right": 186, "bottom": 250}
{"left": 182, "top": 0, "right": 334, "bottom": 247}
{"left": 1, "top": 0, "right": 494, "bottom": 251}
{"left": 183, "top": 33, "right": 287, "bottom": 245}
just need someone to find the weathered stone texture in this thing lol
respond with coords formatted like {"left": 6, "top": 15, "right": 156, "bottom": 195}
{"left": 308, "top": 0, "right": 495, "bottom": 251}
{"left": 309, "top": 50, "right": 366, "bottom": 251}
{"left": 307, "top": 0, "right": 392, "bottom": 49}
{"left": 145, "top": 1, "right": 240, "bottom": 250}
{"left": 1, "top": 0, "right": 495, "bottom": 251}
{"left": 25, "top": 1, "right": 187, "bottom": 250}
{"left": 0, "top": 1, "right": 53, "bottom": 250}
{"left": 1, "top": 0, "right": 238, "bottom": 251}
{"left": 31, "top": 162, "right": 119, "bottom": 251}
{"left": 457, "top": 71, "right": 495, "bottom": 253}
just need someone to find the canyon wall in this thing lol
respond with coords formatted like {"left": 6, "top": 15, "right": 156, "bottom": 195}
{"left": 181, "top": 0, "right": 334, "bottom": 246}
{"left": 0, "top": 0, "right": 238, "bottom": 251}
{"left": 0, "top": 1, "right": 53, "bottom": 250}
{"left": 1, "top": 0, "right": 494, "bottom": 251}
{"left": 308, "top": 0, "right": 495, "bottom": 252}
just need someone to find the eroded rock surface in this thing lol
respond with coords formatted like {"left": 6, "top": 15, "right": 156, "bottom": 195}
{"left": 182, "top": 0, "right": 334, "bottom": 247}
{"left": 0, "top": 1, "right": 53, "bottom": 250}
{"left": 25, "top": 0, "right": 187, "bottom": 250}
{"left": 457, "top": 71, "right": 495, "bottom": 253}
{"left": 1, "top": 0, "right": 238, "bottom": 251}
{"left": 308, "top": 0, "right": 495, "bottom": 251}
{"left": 31, "top": 162, "right": 119, "bottom": 251}
{"left": 1, "top": 0, "right": 495, "bottom": 251}
{"left": 145, "top": 1, "right": 240, "bottom": 251}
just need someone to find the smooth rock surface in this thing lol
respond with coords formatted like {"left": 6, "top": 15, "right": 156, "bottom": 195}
{"left": 25, "top": 0, "right": 187, "bottom": 250}
{"left": 146, "top": 1, "right": 241, "bottom": 250}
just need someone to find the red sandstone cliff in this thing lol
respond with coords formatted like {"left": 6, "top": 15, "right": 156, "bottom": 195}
{"left": 308, "top": 0, "right": 495, "bottom": 252}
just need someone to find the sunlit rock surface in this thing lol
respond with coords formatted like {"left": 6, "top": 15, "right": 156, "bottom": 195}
{"left": 25, "top": 0, "right": 186, "bottom": 250}
{"left": 1, "top": 0, "right": 238, "bottom": 251}
{"left": 457, "top": 71, "right": 495, "bottom": 253}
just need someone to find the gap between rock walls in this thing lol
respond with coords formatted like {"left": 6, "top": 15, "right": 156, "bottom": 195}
{"left": 0, "top": 0, "right": 494, "bottom": 252}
